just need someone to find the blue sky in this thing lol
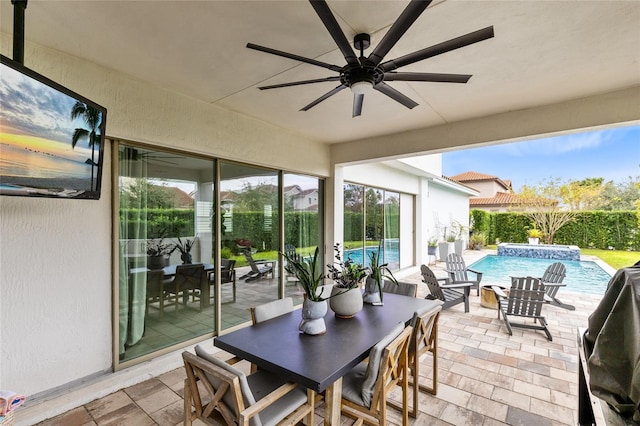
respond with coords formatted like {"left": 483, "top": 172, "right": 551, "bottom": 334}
{"left": 442, "top": 124, "right": 640, "bottom": 192}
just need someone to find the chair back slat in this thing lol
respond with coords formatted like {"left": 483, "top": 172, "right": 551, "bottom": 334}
{"left": 369, "top": 326, "right": 412, "bottom": 412}
{"left": 183, "top": 351, "right": 243, "bottom": 425}
{"left": 174, "top": 264, "right": 205, "bottom": 289}
{"left": 507, "top": 277, "right": 546, "bottom": 316}
{"left": 446, "top": 253, "right": 468, "bottom": 281}
{"left": 541, "top": 262, "right": 566, "bottom": 298}
{"left": 420, "top": 265, "right": 445, "bottom": 301}
{"left": 382, "top": 280, "right": 417, "bottom": 297}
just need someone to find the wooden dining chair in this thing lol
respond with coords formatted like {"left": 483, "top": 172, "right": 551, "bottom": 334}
{"left": 167, "top": 264, "right": 206, "bottom": 311}
{"left": 382, "top": 279, "right": 418, "bottom": 298}
{"left": 145, "top": 269, "right": 168, "bottom": 317}
{"left": 250, "top": 297, "right": 294, "bottom": 324}
{"left": 389, "top": 303, "right": 442, "bottom": 418}
{"left": 340, "top": 322, "right": 413, "bottom": 426}
{"left": 183, "top": 346, "right": 315, "bottom": 426}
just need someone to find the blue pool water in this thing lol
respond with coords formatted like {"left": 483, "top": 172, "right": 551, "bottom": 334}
{"left": 344, "top": 245, "right": 400, "bottom": 269}
{"left": 469, "top": 255, "right": 612, "bottom": 295}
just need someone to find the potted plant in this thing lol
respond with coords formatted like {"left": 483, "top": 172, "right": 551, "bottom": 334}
{"left": 145, "top": 237, "right": 173, "bottom": 269}
{"left": 453, "top": 222, "right": 468, "bottom": 256}
{"left": 469, "top": 232, "right": 485, "bottom": 250}
{"left": 326, "top": 243, "right": 367, "bottom": 318}
{"left": 281, "top": 246, "right": 327, "bottom": 335}
{"left": 362, "top": 242, "right": 398, "bottom": 305}
{"left": 438, "top": 230, "right": 456, "bottom": 261}
{"left": 172, "top": 236, "right": 197, "bottom": 264}
{"left": 427, "top": 237, "right": 438, "bottom": 256}
{"left": 527, "top": 229, "right": 543, "bottom": 245}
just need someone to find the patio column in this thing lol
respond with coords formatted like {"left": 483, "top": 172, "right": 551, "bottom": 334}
{"left": 415, "top": 177, "right": 430, "bottom": 266}
{"left": 325, "top": 164, "right": 344, "bottom": 263}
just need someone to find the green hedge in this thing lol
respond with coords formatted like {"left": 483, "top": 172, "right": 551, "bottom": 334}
{"left": 471, "top": 209, "right": 640, "bottom": 250}
{"left": 120, "top": 208, "right": 194, "bottom": 238}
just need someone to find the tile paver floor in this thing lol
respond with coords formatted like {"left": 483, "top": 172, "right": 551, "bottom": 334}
{"left": 31, "top": 251, "right": 606, "bottom": 426}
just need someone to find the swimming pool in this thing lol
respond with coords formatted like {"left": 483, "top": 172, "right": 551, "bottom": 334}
{"left": 469, "top": 255, "right": 612, "bottom": 295}
{"left": 344, "top": 245, "right": 400, "bottom": 269}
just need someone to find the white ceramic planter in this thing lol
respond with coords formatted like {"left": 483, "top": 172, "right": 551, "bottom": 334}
{"left": 362, "top": 276, "right": 383, "bottom": 305}
{"left": 299, "top": 299, "right": 327, "bottom": 335}
{"left": 329, "top": 286, "right": 363, "bottom": 318}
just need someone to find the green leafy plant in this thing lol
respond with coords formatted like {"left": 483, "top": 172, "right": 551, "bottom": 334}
{"left": 446, "top": 233, "right": 456, "bottom": 243}
{"left": 145, "top": 239, "right": 173, "bottom": 256}
{"left": 469, "top": 232, "right": 486, "bottom": 249}
{"left": 367, "top": 242, "right": 398, "bottom": 302}
{"left": 428, "top": 237, "right": 438, "bottom": 247}
{"left": 281, "top": 246, "right": 326, "bottom": 301}
{"left": 527, "top": 228, "right": 543, "bottom": 239}
{"left": 327, "top": 243, "right": 367, "bottom": 290}
{"left": 172, "top": 236, "right": 196, "bottom": 256}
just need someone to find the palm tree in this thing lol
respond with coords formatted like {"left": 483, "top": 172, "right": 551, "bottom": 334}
{"left": 70, "top": 101, "right": 102, "bottom": 190}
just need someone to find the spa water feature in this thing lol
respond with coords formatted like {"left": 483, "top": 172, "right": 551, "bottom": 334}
{"left": 497, "top": 242, "right": 581, "bottom": 261}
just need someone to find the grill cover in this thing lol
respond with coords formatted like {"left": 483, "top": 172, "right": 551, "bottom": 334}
{"left": 584, "top": 263, "right": 640, "bottom": 422}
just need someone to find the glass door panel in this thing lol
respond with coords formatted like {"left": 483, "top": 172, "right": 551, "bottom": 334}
{"left": 384, "top": 191, "right": 400, "bottom": 270}
{"left": 219, "top": 162, "right": 279, "bottom": 329}
{"left": 364, "top": 188, "right": 384, "bottom": 268}
{"left": 283, "top": 174, "right": 323, "bottom": 303}
{"left": 344, "top": 184, "right": 364, "bottom": 265}
{"left": 118, "top": 145, "right": 215, "bottom": 363}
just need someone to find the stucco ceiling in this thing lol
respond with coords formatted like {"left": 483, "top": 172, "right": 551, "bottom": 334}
{"left": 1, "top": 0, "right": 639, "bottom": 144}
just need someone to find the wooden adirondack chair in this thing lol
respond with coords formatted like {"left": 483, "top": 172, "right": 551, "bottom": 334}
{"left": 445, "top": 253, "right": 483, "bottom": 296}
{"left": 421, "top": 265, "right": 471, "bottom": 312}
{"left": 493, "top": 276, "right": 552, "bottom": 341}
{"left": 541, "top": 262, "right": 575, "bottom": 310}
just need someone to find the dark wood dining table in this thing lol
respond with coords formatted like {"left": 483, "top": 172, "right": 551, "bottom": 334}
{"left": 214, "top": 292, "right": 442, "bottom": 425}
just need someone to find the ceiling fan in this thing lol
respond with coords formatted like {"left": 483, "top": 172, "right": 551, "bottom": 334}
{"left": 247, "top": 0, "right": 494, "bottom": 117}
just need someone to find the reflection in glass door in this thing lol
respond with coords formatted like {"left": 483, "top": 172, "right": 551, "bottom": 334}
{"left": 117, "top": 144, "right": 215, "bottom": 363}
{"left": 384, "top": 191, "right": 400, "bottom": 270}
{"left": 344, "top": 184, "right": 364, "bottom": 264}
{"left": 283, "top": 174, "right": 324, "bottom": 304}
{"left": 219, "top": 162, "right": 279, "bottom": 330}
{"left": 344, "top": 183, "right": 401, "bottom": 270}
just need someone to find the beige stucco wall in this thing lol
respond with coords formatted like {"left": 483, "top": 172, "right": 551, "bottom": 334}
{"left": 0, "top": 38, "right": 329, "bottom": 398}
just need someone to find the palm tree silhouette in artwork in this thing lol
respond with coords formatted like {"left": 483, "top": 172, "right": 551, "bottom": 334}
{"left": 70, "top": 101, "right": 102, "bottom": 191}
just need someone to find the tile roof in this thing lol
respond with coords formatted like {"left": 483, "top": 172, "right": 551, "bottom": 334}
{"left": 450, "top": 170, "right": 512, "bottom": 191}
{"left": 469, "top": 191, "right": 522, "bottom": 206}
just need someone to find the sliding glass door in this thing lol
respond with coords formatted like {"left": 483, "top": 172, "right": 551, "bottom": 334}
{"left": 117, "top": 145, "right": 215, "bottom": 363}
{"left": 116, "top": 145, "right": 324, "bottom": 364}
{"left": 219, "top": 162, "right": 279, "bottom": 329}
{"left": 343, "top": 183, "right": 401, "bottom": 269}
{"left": 283, "top": 173, "right": 324, "bottom": 304}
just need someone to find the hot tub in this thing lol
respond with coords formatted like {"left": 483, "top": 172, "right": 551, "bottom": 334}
{"left": 497, "top": 243, "right": 581, "bottom": 261}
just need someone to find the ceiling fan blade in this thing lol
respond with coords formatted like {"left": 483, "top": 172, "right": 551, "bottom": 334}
{"left": 309, "top": 0, "right": 359, "bottom": 66}
{"left": 368, "top": 0, "right": 433, "bottom": 66}
{"left": 258, "top": 76, "right": 341, "bottom": 90}
{"left": 384, "top": 72, "right": 471, "bottom": 83}
{"left": 247, "top": 43, "right": 343, "bottom": 72}
{"left": 352, "top": 93, "right": 364, "bottom": 117}
{"left": 374, "top": 82, "right": 418, "bottom": 109}
{"left": 381, "top": 26, "right": 495, "bottom": 72}
{"left": 300, "top": 84, "right": 347, "bottom": 111}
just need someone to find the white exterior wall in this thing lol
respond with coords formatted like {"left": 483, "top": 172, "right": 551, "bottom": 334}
{"left": 341, "top": 163, "right": 471, "bottom": 272}
{"left": 399, "top": 193, "right": 415, "bottom": 269}
{"left": 469, "top": 180, "right": 506, "bottom": 198}
{"left": 428, "top": 183, "right": 472, "bottom": 241}
{"left": 0, "top": 40, "right": 329, "bottom": 399}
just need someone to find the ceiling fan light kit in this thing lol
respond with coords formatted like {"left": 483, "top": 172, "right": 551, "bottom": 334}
{"left": 350, "top": 81, "right": 373, "bottom": 95}
{"left": 248, "top": 0, "right": 494, "bottom": 117}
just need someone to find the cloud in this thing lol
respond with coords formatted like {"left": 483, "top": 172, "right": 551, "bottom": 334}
{"left": 500, "top": 130, "right": 615, "bottom": 157}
